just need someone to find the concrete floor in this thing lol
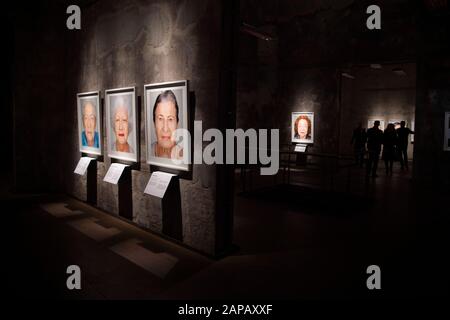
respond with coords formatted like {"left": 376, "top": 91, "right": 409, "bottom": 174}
{"left": 3, "top": 163, "right": 449, "bottom": 299}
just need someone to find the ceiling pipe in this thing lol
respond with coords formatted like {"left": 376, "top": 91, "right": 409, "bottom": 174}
{"left": 240, "top": 22, "right": 276, "bottom": 41}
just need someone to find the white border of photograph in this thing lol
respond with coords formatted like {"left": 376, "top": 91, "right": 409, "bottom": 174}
{"left": 144, "top": 80, "right": 190, "bottom": 171}
{"left": 105, "top": 87, "right": 138, "bottom": 162}
{"left": 291, "top": 112, "right": 314, "bottom": 144}
{"left": 77, "top": 91, "right": 102, "bottom": 156}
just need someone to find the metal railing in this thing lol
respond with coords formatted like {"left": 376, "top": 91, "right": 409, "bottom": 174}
{"left": 239, "top": 145, "right": 359, "bottom": 194}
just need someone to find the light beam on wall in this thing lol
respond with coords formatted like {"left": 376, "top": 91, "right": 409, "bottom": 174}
{"left": 342, "top": 72, "right": 355, "bottom": 79}
{"left": 392, "top": 68, "right": 407, "bottom": 76}
{"left": 240, "top": 23, "right": 276, "bottom": 41}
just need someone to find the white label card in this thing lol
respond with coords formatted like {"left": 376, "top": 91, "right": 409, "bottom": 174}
{"left": 103, "top": 163, "right": 129, "bottom": 185}
{"left": 144, "top": 171, "right": 176, "bottom": 198}
{"left": 74, "top": 157, "right": 96, "bottom": 175}
{"left": 294, "top": 144, "right": 307, "bottom": 153}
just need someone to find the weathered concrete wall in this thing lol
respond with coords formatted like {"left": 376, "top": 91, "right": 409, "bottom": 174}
{"left": 1, "top": 9, "right": 14, "bottom": 180}
{"left": 414, "top": 58, "right": 450, "bottom": 188}
{"left": 12, "top": 2, "right": 66, "bottom": 192}
{"left": 237, "top": 0, "right": 417, "bottom": 156}
{"left": 64, "top": 0, "right": 225, "bottom": 255}
{"left": 413, "top": 7, "right": 450, "bottom": 189}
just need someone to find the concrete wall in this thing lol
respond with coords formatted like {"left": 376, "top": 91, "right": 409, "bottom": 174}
{"left": 236, "top": 0, "right": 450, "bottom": 189}
{"left": 413, "top": 6, "right": 450, "bottom": 189}
{"left": 2, "top": 7, "right": 14, "bottom": 181}
{"left": 62, "top": 0, "right": 231, "bottom": 256}
{"left": 414, "top": 60, "right": 450, "bottom": 188}
{"left": 12, "top": 2, "right": 66, "bottom": 192}
{"left": 237, "top": 0, "right": 417, "bottom": 156}
{"left": 10, "top": 0, "right": 236, "bottom": 256}
{"left": 11, "top": 0, "right": 448, "bottom": 258}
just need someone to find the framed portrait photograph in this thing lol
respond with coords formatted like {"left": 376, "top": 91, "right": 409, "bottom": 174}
{"left": 368, "top": 119, "right": 385, "bottom": 131}
{"left": 105, "top": 87, "right": 138, "bottom": 162}
{"left": 445, "top": 112, "right": 450, "bottom": 151}
{"left": 388, "top": 119, "right": 408, "bottom": 130}
{"left": 77, "top": 91, "right": 102, "bottom": 155}
{"left": 291, "top": 112, "right": 314, "bottom": 144}
{"left": 144, "top": 80, "right": 190, "bottom": 171}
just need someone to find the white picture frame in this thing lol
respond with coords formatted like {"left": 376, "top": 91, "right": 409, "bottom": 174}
{"left": 144, "top": 80, "right": 190, "bottom": 171}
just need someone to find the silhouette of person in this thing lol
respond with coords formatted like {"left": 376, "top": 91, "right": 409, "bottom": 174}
{"left": 382, "top": 123, "right": 398, "bottom": 176}
{"left": 396, "top": 121, "right": 414, "bottom": 170}
{"left": 350, "top": 122, "right": 367, "bottom": 167}
{"left": 366, "top": 120, "right": 384, "bottom": 178}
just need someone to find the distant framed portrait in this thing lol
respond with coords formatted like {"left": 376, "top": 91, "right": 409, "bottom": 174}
{"left": 105, "top": 87, "right": 138, "bottom": 162}
{"left": 445, "top": 112, "right": 450, "bottom": 151}
{"left": 77, "top": 91, "right": 102, "bottom": 155}
{"left": 388, "top": 119, "right": 408, "bottom": 130}
{"left": 368, "top": 119, "right": 385, "bottom": 131}
{"left": 292, "top": 112, "right": 314, "bottom": 144}
{"left": 144, "top": 80, "right": 190, "bottom": 171}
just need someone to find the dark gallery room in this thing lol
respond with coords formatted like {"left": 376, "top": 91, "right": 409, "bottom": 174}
{"left": 2, "top": 0, "right": 450, "bottom": 308}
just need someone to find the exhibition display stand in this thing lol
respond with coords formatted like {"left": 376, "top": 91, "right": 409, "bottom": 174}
{"left": 145, "top": 171, "right": 183, "bottom": 241}
{"left": 104, "top": 163, "right": 133, "bottom": 220}
{"left": 74, "top": 156, "right": 97, "bottom": 205}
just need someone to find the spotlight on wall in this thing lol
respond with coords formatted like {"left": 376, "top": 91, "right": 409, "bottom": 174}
{"left": 392, "top": 68, "right": 407, "bottom": 76}
{"left": 342, "top": 72, "right": 356, "bottom": 79}
{"left": 240, "top": 22, "right": 276, "bottom": 41}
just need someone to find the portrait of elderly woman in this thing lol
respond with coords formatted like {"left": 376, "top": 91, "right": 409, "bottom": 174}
{"left": 145, "top": 81, "right": 189, "bottom": 171}
{"left": 291, "top": 112, "right": 314, "bottom": 144}
{"left": 111, "top": 97, "right": 133, "bottom": 153}
{"left": 77, "top": 92, "right": 102, "bottom": 155}
{"left": 151, "top": 90, "right": 183, "bottom": 160}
{"left": 106, "top": 87, "right": 138, "bottom": 162}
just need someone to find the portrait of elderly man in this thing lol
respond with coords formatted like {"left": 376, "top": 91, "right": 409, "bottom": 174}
{"left": 151, "top": 90, "right": 183, "bottom": 160}
{"left": 81, "top": 100, "right": 100, "bottom": 148}
{"left": 111, "top": 96, "right": 134, "bottom": 153}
